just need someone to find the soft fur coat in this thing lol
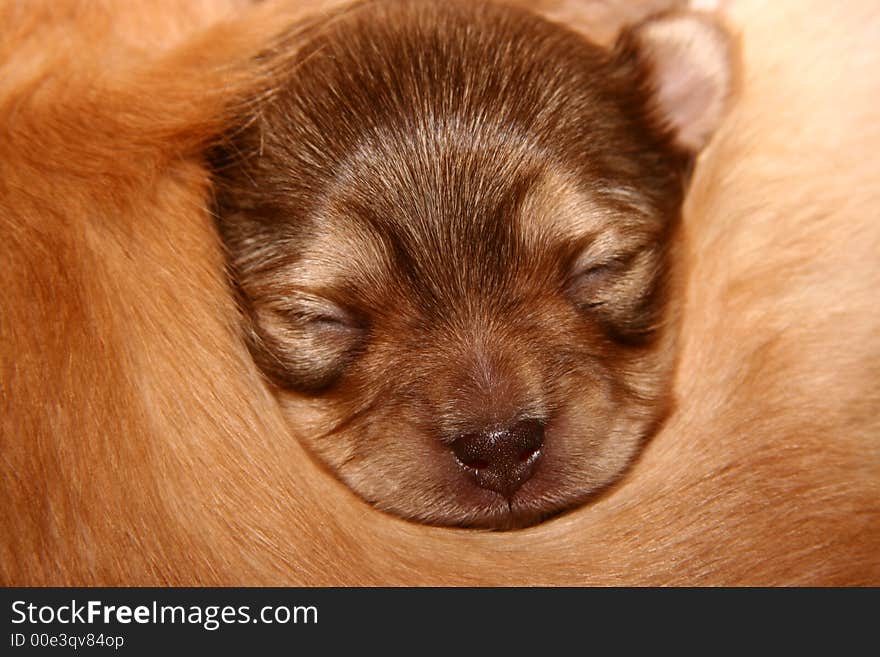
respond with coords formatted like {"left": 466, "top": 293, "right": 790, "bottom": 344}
{"left": 1, "top": 0, "right": 878, "bottom": 585}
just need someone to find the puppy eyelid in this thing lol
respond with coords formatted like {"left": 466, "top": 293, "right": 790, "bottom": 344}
{"left": 303, "top": 315, "right": 363, "bottom": 337}
{"left": 563, "top": 250, "right": 639, "bottom": 306}
{"left": 565, "top": 262, "right": 616, "bottom": 299}
{"left": 566, "top": 253, "right": 626, "bottom": 286}
{"left": 281, "top": 293, "right": 362, "bottom": 331}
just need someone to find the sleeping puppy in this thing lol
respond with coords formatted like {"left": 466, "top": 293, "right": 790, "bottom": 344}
{"left": 211, "top": 0, "right": 733, "bottom": 528}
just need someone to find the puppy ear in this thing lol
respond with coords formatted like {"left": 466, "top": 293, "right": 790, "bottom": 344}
{"left": 617, "top": 12, "right": 734, "bottom": 153}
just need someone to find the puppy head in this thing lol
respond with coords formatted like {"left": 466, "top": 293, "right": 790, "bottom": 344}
{"left": 211, "top": 1, "right": 733, "bottom": 527}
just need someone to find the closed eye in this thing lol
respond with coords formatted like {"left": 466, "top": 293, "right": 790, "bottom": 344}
{"left": 251, "top": 293, "right": 367, "bottom": 392}
{"left": 292, "top": 311, "right": 356, "bottom": 328}
{"left": 300, "top": 315, "right": 364, "bottom": 339}
{"left": 565, "top": 257, "right": 628, "bottom": 308}
{"left": 280, "top": 293, "right": 364, "bottom": 333}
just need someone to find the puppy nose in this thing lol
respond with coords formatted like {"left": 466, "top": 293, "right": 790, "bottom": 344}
{"left": 452, "top": 419, "right": 545, "bottom": 497}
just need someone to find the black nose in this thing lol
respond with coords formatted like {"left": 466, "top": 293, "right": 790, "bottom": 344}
{"left": 452, "top": 419, "right": 545, "bottom": 498}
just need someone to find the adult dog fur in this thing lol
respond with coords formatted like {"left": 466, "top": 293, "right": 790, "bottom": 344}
{"left": 1, "top": 0, "right": 878, "bottom": 584}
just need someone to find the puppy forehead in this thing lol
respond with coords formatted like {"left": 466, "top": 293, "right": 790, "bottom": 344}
{"left": 289, "top": 166, "right": 662, "bottom": 289}
{"left": 519, "top": 170, "right": 664, "bottom": 254}
{"left": 278, "top": 212, "right": 391, "bottom": 290}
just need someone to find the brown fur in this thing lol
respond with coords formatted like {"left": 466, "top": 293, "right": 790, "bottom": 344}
{"left": 1, "top": 0, "right": 878, "bottom": 584}
{"left": 210, "top": 0, "right": 720, "bottom": 528}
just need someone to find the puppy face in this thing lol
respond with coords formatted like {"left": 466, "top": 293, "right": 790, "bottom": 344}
{"left": 212, "top": 1, "right": 731, "bottom": 527}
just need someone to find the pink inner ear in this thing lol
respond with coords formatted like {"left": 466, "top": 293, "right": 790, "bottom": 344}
{"left": 636, "top": 14, "right": 733, "bottom": 152}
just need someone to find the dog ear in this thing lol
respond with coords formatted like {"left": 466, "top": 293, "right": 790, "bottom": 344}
{"left": 617, "top": 12, "right": 734, "bottom": 153}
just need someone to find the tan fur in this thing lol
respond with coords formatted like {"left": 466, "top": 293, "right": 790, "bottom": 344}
{"left": 1, "top": 0, "right": 878, "bottom": 584}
